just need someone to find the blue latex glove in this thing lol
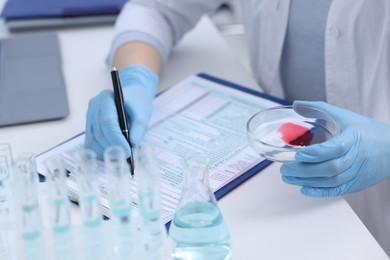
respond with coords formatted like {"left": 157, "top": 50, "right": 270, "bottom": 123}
{"left": 281, "top": 100, "right": 390, "bottom": 197}
{"left": 85, "top": 65, "right": 158, "bottom": 160}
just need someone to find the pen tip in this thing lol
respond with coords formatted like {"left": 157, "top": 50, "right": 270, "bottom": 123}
{"left": 127, "top": 157, "right": 134, "bottom": 178}
{"left": 112, "top": 67, "right": 117, "bottom": 71}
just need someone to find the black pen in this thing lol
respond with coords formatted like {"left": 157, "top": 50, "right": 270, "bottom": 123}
{"left": 110, "top": 67, "right": 135, "bottom": 177}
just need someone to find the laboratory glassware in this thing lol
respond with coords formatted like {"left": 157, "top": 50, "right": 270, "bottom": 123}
{"left": 135, "top": 145, "right": 168, "bottom": 259}
{"left": 14, "top": 153, "right": 45, "bottom": 259}
{"left": 105, "top": 146, "right": 135, "bottom": 259}
{"left": 168, "top": 154, "right": 232, "bottom": 260}
{"left": 246, "top": 105, "right": 340, "bottom": 162}
{"left": 43, "top": 155, "right": 75, "bottom": 260}
{"left": 74, "top": 148, "right": 105, "bottom": 260}
{"left": 0, "top": 143, "right": 14, "bottom": 216}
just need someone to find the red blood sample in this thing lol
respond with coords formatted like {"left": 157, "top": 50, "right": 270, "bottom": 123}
{"left": 277, "top": 122, "right": 314, "bottom": 146}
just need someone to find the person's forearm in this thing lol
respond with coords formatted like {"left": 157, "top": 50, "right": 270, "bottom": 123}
{"left": 113, "top": 42, "right": 162, "bottom": 75}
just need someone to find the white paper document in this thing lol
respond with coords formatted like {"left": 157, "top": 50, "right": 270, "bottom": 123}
{"left": 36, "top": 74, "right": 282, "bottom": 224}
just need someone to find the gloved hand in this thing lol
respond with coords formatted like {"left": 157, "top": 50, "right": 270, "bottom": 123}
{"left": 85, "top": 65, "right": 158, "bottom": 160}
{"left": 281, "top": 100, "right": 390, "bottom": 197}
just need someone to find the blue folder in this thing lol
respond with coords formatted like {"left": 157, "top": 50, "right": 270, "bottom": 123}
{"left": 1, "top": 0, "right": 127, "bottom": 19}
{"left": 1, "top": 0, "right": 127, "bottom": 31}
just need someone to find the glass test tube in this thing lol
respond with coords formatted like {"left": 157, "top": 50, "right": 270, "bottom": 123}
{"left": 75, "top": 149, "right": 104, "bottom": 260}
{"left": 0, "top": 156, "right": 11, "bottom": 258}
{"left": 105, "top": 146, "right": 134, "bottom": 259}
{"left": 0, "top": 143, "right": 14, "bottom": 217}
{"left": 44, "top": 156, "right": 75, "bottom": 260}
{"left": 14, "top": 153, "right": 45, "bottom": 260}
{"left": 135, "top": 145, "right": 168, "bottom": 259}
{"left": 0, "top": 144, "right": 17, "bottom": 260}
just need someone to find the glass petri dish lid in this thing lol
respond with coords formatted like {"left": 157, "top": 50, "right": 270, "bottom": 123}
{"left": 246, "top": 105, "right": 340, "bottom": 162}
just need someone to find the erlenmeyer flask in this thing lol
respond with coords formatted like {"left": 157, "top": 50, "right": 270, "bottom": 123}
{"left": 169, "top": 154, "right": 232, "bottom": 260}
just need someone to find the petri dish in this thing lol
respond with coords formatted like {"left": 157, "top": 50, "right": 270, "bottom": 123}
{"left": 246, "top": 105, "right": 340, "bottom": 162}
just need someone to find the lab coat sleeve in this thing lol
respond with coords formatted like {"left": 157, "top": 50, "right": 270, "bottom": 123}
{"left": 107, "top": 0, "right": 229, "bottom": 67}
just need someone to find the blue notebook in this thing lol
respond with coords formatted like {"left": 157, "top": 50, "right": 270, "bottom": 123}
{"left": 1, "top": 0, "right": 127, "bottom": 31}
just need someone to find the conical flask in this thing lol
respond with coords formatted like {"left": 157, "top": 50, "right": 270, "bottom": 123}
{"left": 168, "top": 154, "right": 232, "bottom": 260}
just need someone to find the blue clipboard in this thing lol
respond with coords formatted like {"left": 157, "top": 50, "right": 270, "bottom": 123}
{"left": 36, "top": 73, "right": 290, "bottom": 225}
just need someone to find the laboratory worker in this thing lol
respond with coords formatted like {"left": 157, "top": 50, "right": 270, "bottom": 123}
{"left": 85, "top": 0, "right": 390, "bottom": 255}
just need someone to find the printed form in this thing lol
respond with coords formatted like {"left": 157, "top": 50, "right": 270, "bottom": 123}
{"left": 36, "top": 75, "right": 281, "bottom": 224}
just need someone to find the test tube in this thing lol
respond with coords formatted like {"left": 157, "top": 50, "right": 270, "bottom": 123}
{"left": 43, "top": 155, "right": 75, "bottom": 260}
{"left": 0, "top": 143, "right": 13, "bottom": 166}
{"left": 0, "top": 143, "right": 14, "bottom": 216}
{"left": 0, "top": 156, "right": 10, "bottom": 217}
{"left": 135, "top": 145, "right": 168, "bottom": 259}
{"left": 0, "top": 144, "right": 17, "bottom": 260}
{"left": 74, "top": 148, "right": 105, "bottom": 260}
{"left": 104, "top": 146, "right": 134, "bottom": 259}
{"left": 14, "top": 153, "right": 45, "bottom": 260}
{"left": 0, "top": 156, "right": 11, "bottom": 258}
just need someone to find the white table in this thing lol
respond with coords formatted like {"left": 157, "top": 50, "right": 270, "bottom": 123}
{"left": 0, "top": 14, "right": 387, "bottom": 259}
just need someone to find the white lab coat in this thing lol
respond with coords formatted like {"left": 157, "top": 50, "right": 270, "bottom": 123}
{"left": 111, "top": 0, "right": 390, "bottom": 255}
